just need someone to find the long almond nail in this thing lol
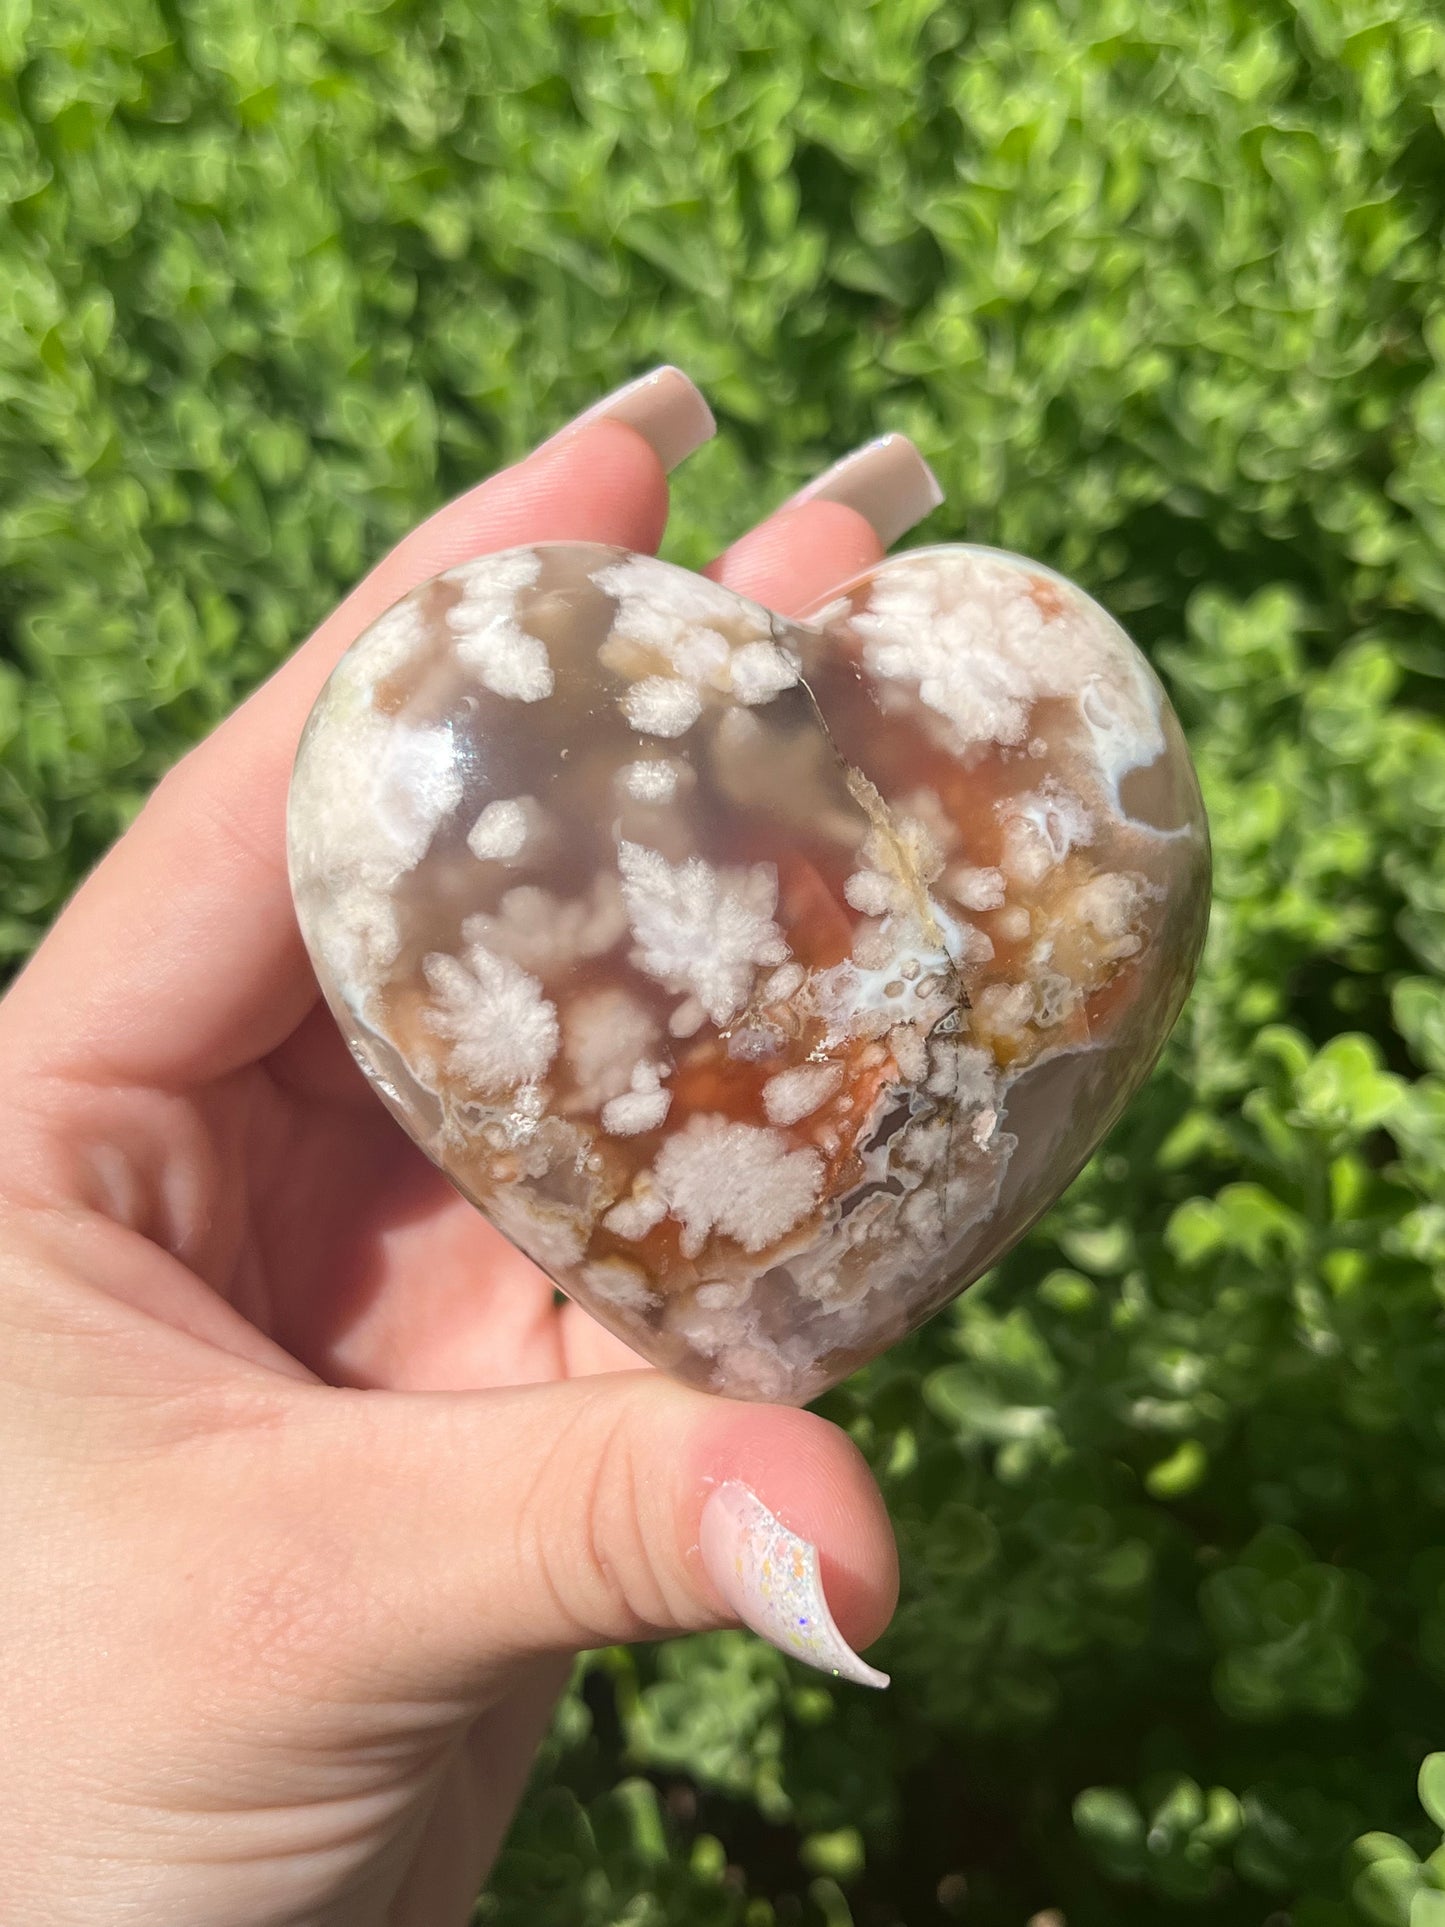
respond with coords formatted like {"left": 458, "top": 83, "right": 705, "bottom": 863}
{"left": 542, "top": 365, "right": 716, "bottom": 473}
{"left": 787, "top": 433, "right": 944, "bottom": 547}
{"left": 699, "top": 1481, "right": 889, "bottom": 1689}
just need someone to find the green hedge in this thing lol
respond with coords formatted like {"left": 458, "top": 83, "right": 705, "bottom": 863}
{"left": 5, "top": 1, "right": 1445, "bottom": 1920}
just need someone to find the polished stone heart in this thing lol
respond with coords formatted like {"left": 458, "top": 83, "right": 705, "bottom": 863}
{"left": 287, "top": 543, "right": 1210, "bottom": 1402}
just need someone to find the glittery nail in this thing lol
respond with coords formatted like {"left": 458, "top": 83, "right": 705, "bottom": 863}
{"left": 698, "top": 1481, "right": 889, "bottom": 1689}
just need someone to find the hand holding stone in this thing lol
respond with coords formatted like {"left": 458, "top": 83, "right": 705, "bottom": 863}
{"left": 0, "top": 375, "right": 945, "bottom": 1927}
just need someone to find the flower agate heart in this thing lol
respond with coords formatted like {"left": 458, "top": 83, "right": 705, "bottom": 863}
{"left": 287, "top": 543, "right": 1209, "bottom": 1403}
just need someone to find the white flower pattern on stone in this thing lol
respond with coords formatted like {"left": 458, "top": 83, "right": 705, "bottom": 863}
{"left": 848, "top": 550, "right": 1163, "bottom": 786}
{"left": 446, "top": 549, "right": 552, "bottom": 702}
{"left": 597, "top": 553, "right": 795, "bottom": 705}
{"left": 422, "top": 940, "right": 559, "bottom": 1091}
{"left": 468, "top": 797, "right": 539, "bottom": 861}
{"left": 287, "top": 714, "right": 461, "bottom": 994}
{"left": 653, "top": 1116, "right": 823, "bottom": 1258}
{"left": 620, "top": 676, "right": 703, "bottom": 738}
{"left": 618, "top": 840, "right": 788, "bottom": 1025}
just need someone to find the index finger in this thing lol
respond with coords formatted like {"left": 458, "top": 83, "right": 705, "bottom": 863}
{"left": 4, "top": 372, "right": 709, "bottom": 1085}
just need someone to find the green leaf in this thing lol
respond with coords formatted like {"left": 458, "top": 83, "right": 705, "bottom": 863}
{"left": 1074, "top": 1787, "right": 1145, "bottom": 1860}
{"left": 801, "top": 1830, "right": 865, "bottom": 1882}
{"left": 1356, "top": 1857, "right": 1427, "bottom": 1927}
{"left": 1420, "top": 1756, "right": 1445, "bottom": 1831}
{"left": 1146, "top": 1439, "right": 1209, "bottom": 1500}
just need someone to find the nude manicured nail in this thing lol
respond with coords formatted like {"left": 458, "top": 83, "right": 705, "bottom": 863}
{"left": 788, "top": 433, "right": 944, "bottom": 547}
{"left": 699, "top": 1481, "right": 889, "bottom": 1690}
{"left": 544, "top": 365, "right": 716, "bottom": 473}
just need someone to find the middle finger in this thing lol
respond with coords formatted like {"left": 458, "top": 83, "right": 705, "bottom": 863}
{"left": 707, "top": 431, "right": 943, "bottom": 612}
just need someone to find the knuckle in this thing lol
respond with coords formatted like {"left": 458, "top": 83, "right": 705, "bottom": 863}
{"left": 515, "top": 1392, "right": 683, "bottom": 1648}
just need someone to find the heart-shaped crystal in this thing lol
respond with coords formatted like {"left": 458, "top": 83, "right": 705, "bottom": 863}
{"left": 288, "top": 543, "right": 1209, "bottom": 1402}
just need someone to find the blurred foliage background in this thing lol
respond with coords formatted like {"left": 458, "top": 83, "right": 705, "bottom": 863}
{"left": 4, "top": 0, "right": 1445, "bottom": 1920}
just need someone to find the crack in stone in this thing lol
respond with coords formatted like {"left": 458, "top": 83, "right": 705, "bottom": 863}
{"left": 778, "top": 621, "right": 974, "bottom": 1236}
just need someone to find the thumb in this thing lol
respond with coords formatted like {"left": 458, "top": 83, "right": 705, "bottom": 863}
{"left": 310, "top": 1372, "right": 898, "bottom": 1692}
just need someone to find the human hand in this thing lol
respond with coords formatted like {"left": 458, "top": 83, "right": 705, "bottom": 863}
{"left": 0, "top": 369, "right": 942, "bottom": 1926}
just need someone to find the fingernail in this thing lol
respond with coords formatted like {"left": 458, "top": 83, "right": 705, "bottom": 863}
{"left": 698, "top": 1481, "right": 889, "bottom": 1690}
{"left": 542, "top": 365, "right": 716, "bottom": 474}
{"left": 786, "top": 433, "right": 944, "bottom": 547}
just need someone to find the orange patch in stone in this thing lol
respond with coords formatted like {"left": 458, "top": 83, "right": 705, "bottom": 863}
{"left": 1026, "top": 574, "right": 1069, "bottom": 621}
{"left": 777, "top": 852, "right": 855, "bottom": 969}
